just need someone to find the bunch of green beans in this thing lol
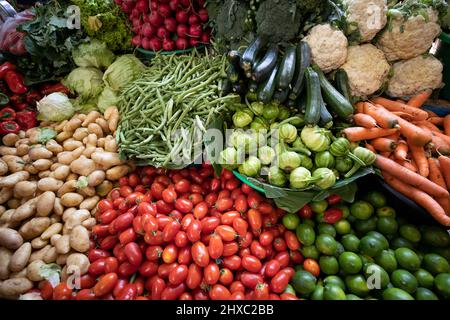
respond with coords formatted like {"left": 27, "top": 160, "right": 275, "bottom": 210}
{"left": 117, "top": 49, "right": 239, "bottom": 168}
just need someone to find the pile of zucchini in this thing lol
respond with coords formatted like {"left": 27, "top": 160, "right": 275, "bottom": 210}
{"left": 223, "top": 36, "right": 355, "bottom": 129}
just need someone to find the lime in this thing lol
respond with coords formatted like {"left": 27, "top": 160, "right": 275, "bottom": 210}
{"left": 375, "top": 250, "right": 398, "bottom": 273}
{"left": 282, "top": 213, "right": 300, "bottom": 230}
{"left": 310, "top": 200, "right": 328, "bottom": 213}
{"left": 334, "top": 242, "right": 345, "bottom": 258}
{"left": 399, "top": 224, "right": 421, "bottom": 243}
{"left": 334, "top": 219, "right": 351, "bottom": 235}
{"left": 345, "top": 275, "right": 370, "bottom": 297}
{"left": 390, "top": 237, "right": 415, "bottom": 250}
{"left": 350, "top": 200, "right": 374, "bottom": 220}
{"left": 376, "top": 206, "right": 396, "bottom": 218}
{"left": 333, "top": 204, "right": 350, "bottom": 219}
{"left": 301, "top": 245, "right": 320, "bottom": 260}
{"left": 391, "top": 269, "right": 418, "bottom": 294}
{"left": 346, "top": 294, "right": 363, "bottom": 300}
{"left": 310, "top": 284, "right": 324, "bottom": 300}
{"left": 423, "top": 253, "right": 450, "bottom": 275}
{"left": 434, "top": 273, "right": 450, "bottom": 299}
{"left": 415, "top": 287, "right": 438, "bottom": 300}
{"left": 354, "top": 216, "right": 378, "bottom": 235}
{"left": 339, "top": 252, "right": 363, "bottom": 274}
{"left": 395, "top": 248, "right": 421, "bottom": 272}
{"left": 376, "top": 216, "right": 398, "bottom": 235}
{"left": 382, "top": 288, "right": 414, "bottom": 300}
{"left": 365, "top": 191, "right": 387, "bottom": 208}
{"left": 421, "top": 226, "right": 450, "bottom": 248}
{"left": 323, "top": 284, "right": 347, "bottom": 300}
{"left": 316, "top": 234, "right": 338, "bottom": 255}
{"left": 291, "top": 270, "right": 317, "bottom": 295}
{"left": 319, "top": 256, "right": 339, "bottom": 275}
{"left": 341, "top": 234, "right": 360, "bottom": 253}
{"left": 323, "top": 275, "right": 346, "bottom": 291}
{"left": 303, "top": 219, "right": 315, "bottom": 228}
{"left": 296, "top": 224, "right": 315, "bottom": 246}
{"left": 363, "top": 263, "right": 390, "bottom": 290}
{"left": 317, "top": 223, "right": 337, "bottom": 237}
{"left": 432, "top": 247, "right": 450, "bottom": 262}
{"left": 414, "top": 269, "right": 434, "bottom": 289}
{"left": 359, "top": 235, "right": 384, "bottom": 257}
{"left": 366, "top": 231, "right": 389, "bottom": 250}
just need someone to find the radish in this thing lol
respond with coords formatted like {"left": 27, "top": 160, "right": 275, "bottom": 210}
{"left": 150, "top": 0, "right": 158, "bottom": 11}
{"left": 169, "top": 0, "right": 179, "bottom": 11}
{"left": 197, "top": 0, "right": 205, "bottom": 8}
{"left": 162, "top": 38, "right": 176, "bottom": 51}
{"left": 131, "top": 35, "right": 142, "bottom": 47}
{"left": 189, "top": 37, "right": 199, "bottom": 47}
{"left": 149, "top": 38, "right": 162, "bottom": 51}
{"left": 132, "top": 18, "right": 142, "bottom": 28}
{"left": 143, "top": 14, "right": 151, "bottom": 23}
{"left": 141, "top": 37, "right": 152, "bottom": 50}
{"left": 159, "top": 0, "right": 170, "bottom": 3}
{"left": 188, "top": 14, "right": 200, "bottom": 25}
{"left": 176, "top": 24, "right": 189, "bottom": 37}
{"left": 142, "top": 23, "right": 155, "bottom": 37}
{"left": 158, "top": 4, "right": 172, "bottom": 18}
{"left": 121, "top": 3, "right": 132, "bottom": 13}
{"left": 176, "top": 37, "right": 189, "bottom": 50}
{"left": 164, "top": 17, "right": 177, "bottom": 32}
{"left": 197, "top": 9, "right": 208, "bottom": 22}
{"left": 136, "top": 0, "right": 149, "bottom": 13}
{"left": 188, "top": 24, "right": 202, "bottom": 38}
{"left": 200, "top": 31, "right": 210, "bottom": 44}
{"left": 131, "top": 8, "right": 140, "bottom": 19}
{"left": 114, "top": 0, "right": 122, "bottom": 5}
{"left": 175, "top": 10, "right": 189, "bottom": 24}
{"left": 156, "top": 26, "right": 169, "bottom": 39}
{"left": 149, "top": 11, "right": 164, "bottom": 27}
{"left": 179, "top": 0, "right": 190, "bottom": 8}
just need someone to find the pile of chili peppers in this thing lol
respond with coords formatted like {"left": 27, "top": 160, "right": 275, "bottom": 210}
{"left": 0, "top": 61, "right": 70, "bottom": 135}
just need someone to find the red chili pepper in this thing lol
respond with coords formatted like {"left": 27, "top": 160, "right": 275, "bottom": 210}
{"left": 0, "top": 62, "right": 16, "bottom": 79}
{"left": 0, "top": 121, "right": 20, "bottom": 134}
{"left": 327, "top": 194, "right": 342, "bottom": 205}
{"left": 40, "top": 83, "right": 70, "bottom": 96}
{"left": 323, "top": 208, "right": 343, "bottom": 224}
{"left": 25, "top": 90, "right": 42, "bottom": 106}
{"left": 0, "top": 107, "right": 16, "bottom": 121}
{"left": 15, "top": 111, "right": 37, "bottom": 130}
{"left": 4, "top": 71, "right": 28, "bottom": 94}
{"left": 9, "top": 94, "right": 24, "bottom": 106}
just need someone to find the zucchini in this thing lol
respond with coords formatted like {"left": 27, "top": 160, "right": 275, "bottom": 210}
{"left": 227, "top": 64, "right": 240, "bottom": 83}
{"left": 286, "top": 98, "right": 297, "bottom": 109}
{"left": 227, "top": 50, "right": 241, "bottom": 68}
{"left": 313, "top": 65, "right": 353, "bottom": 121}
{"left": 273, "top": 88, "right": 289, "bottom": 105}
{"left": 252, "top": 45, "right": 278, "bottom": 82}
{"left": 241, "top": 36, "right": 265, "bottom": 72}
{"left": 257, "top": 64, "right": 279, "bottom": 104}
{"left": 277, "top": 45, "right": 297, "bottom": 90}
{"left": 220, "top": 79, "right": 232, "bottom": 95}
{"left": 232, "top": 80, "right": 247, "bottom": 95}
{"left": 289, "top": 42, "right": 311, "bottom": 101}
{"left": 319, "top": 97, "right": 333, "bottom": 129}
{"left": 335, "top": 69, "right": 352, "bottom": 102}
{"left": 304, "top": 67, "right": 321, "bottom": 125}
{"left": 248, "top": 80, "right": 259, "bottom": 93}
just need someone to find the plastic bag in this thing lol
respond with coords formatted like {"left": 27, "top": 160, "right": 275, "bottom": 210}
{"left": 0, "top": 10, "right": 35, "bottom": 55}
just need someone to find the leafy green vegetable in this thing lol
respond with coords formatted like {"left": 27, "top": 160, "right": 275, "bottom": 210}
{"left": 72, "top": 39, "right": 115, "bottom": 69}
{"left": 103, "top": 54, "right": 145, "bottom": 91}
{"left": 97, "top": 86, "right": 119, "bottom": 112}
{"left": 63, "top": 67, "right": 104, "bottom": 100}
{"left": 36, "top": 92, "right": 75, "bottom": 122}
{"left": 37, "top": 128, "right": 57, "bottom": 144}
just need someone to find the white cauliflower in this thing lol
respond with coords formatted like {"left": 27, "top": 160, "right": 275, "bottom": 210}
{"left": 343, "top": 0, "right": 388, "bottom": 42}
{"left": 341, "top": 44, "right": 390, "bottom": 97}
{"left": 387, "top": 55, "right": 443, "bottom": 98}
{"left": 304, "top": 24, "right": 348, "bottom": 73}
{"left": 376, "top": 8, "right": 441, "bottom": 61}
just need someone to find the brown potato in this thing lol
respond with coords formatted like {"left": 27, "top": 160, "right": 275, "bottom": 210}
{"left": 31, "top": 237, "right": 48, "bottom": 249}
{"left": 64, "top": 209, "right": 90, "bottom": 229}
{"left": 96, "top": 118, "right": 110, "bottom": 135}
{"left": 66, "top": 253, "right": 89, "bottom": 274}
{"left": 38, "top": 170, "right": 52, "bottom": 179}
{"left": 60, "top": 193, "right": 84, "bottom": 207}
{"left": 23, "top": 164, "right": 38, "bottom": 175}
{"left": 14, "top": 181, "right": 37, "bottom": 198}
{"left": 106, "top": 165, "right": 130, "bottom": 181}
{"left": 63, "top": 139, "right": 83, "bottom": 151}
{"left": 64, "top": 118, "right": 82, "bottom": 132}
{"left": 2, "top": 133, "right": 19, "bottom": 147}
{"left": 82, "top": 111, "right": 101, "bottom": 127}
{"left": 81, "top": 217, "right": 96, "bottom": 229}
{"left": 9, "top": 242, "right": 31, "bottom": 273}
{"left": 104, "top": 138, "right": 117, "bottom": 153}
{"left": 40, "top": 223, "right": 62, "bottom": 240}
{"left": 45, "top": 139, "right": 63, "bottom": 154}
{"left": 32, "top": 159, "right": 53, "bottom": 171}
{"left": 50, "top": 234, "right": 61, "bottom": 246}
{"left": 0, "top": 187, "right": 13, "bottom": 205}
{"left": 53, "top": 198, "right": 64, "bottom": 216}
{"left": 105, "top": 107, "right": 119, "bottom": 132}
{"left": 37, "top": 177, "right": 63, "bottom": 192}
{"left": 0, "top": 171, "right": 29, "bottom": 188}
{"left": 56, "top": 131, "right": 72, "bottom": 143}
{"left": 87, "top": 170, "right": 105, "bottom": 187}
{"left": 54, "top": 120, "right": 68, "bottom": 132}
{"left": 26, "top": 260, "right": 45, "bottom": 281}
{"left": 70, "top": 225, "right": 90, "bottom": 252}
{"left": 9, "top": 268, "right": 27, "bottom": 279}
{"left": 0, "top": 277, "right": 33, "bottom": 299}
{"left": 54, "top": 234, "right": 70, "bottom": 254}
{"left": 36, "top": 191, "right": 56, "bottom": 217}
{"left": 61, "top": 208, "right": 77, "bottom": 223}
{"left": 70, "top": 156, "right": 96, "bottom": 176}
{"left": 96, "top": 181, "right": 113, "bottom": 197}
{"left": 3, "top": 155, "right": 25, "bottom": 173}
{"left": 78, "top": 186, "right": 96, "bottom": 198}
{"left": 11, "top": 198, "right": 38, "bottom": 222}
{"left": 73, "top": 128, "right": 89, "bottom": 141}
{"left": 16, "top": 144, "right": 30, "bottom": 157}
{"left": 7, "top": 198, "right": 20, "bottom": 209}
{"left": 1, "top": 209, "right": 20, "bottom": 229}
{"left": 28, "top": 147, "right": 53, "bottom": 161}
{"left": 43, "top": 246, "right": 57, "bottom": 263}
{"left": 19, "top": 217, "right": 51, "bottom": 240}
{"left": 29, "top": 245, "right": 50, "bottom": 262}
{"left": 0, "top": 227, "right": 23, "bottom": 249}
{"left": 0, "top": 247, "right": 12, "bottom": 280}
{"left": 0, "top": 159, "right": 8, "bottom": 175}
{"left": 79, "top": 196, "right": 100, "bottom": 210}
{"left": 56, "top": 253, "right": 69, "bottom": 266}
{"left": 53, "top": 165, "right": 70, "bottom": 181}
{"left": 91, "top": 151, "right": 123, "bottom": 170}
{"left": 87, "top": 123, "right": 103, "bottom": 138}
{"left": 49, "top": 214, "right": 61, "bottom": 224}
{"left": 0, "top": 146, "right": 17, "bottom": 156}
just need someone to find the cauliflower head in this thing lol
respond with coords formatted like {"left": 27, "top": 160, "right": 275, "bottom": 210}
{"left": 376, "top": 8, "right": 441, "bottom": 61}
{"left": 343, "top": 0, "right": 388, "bottom": 42}
{"left": 387, "top": 55, "right": 443, "bottom": 98}
{"left": 304, "top": 24, "right": 348, "bottom": 73}
{"left": 341, "top": 44, "right": 390, "bottom": 97}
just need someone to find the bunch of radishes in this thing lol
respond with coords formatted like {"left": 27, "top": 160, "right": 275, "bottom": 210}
{"left": 115, "top": 0, "right": 210, "bottom": 51}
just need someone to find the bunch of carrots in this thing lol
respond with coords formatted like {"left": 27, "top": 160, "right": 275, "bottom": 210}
{"left": 342, "top": 90, "right": 450, "bottom": 226}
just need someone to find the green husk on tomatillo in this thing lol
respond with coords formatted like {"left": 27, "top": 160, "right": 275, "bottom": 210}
{"left": 250, "top": 101, "right": 265, "bottom": 116}
{"left": 258, "top": 146, "right": 276, "bottom": 165}
{"left": 262, "top": 103, "right": 280, "bottom": 122}
{"left": 315, "top": 151, "right": 335, "bottom": 169}
{"left": 301, "top": 126, "right": 331, "bottom": 152}
{"left": 279, "top": 151, "right": 301, "bottom": 172}
{"left": 268, "top": 166, "right": 288, "bottom": 187}
{"left": 279, "top": 123, "right": 298, "bottom": 143}
{"left": 298, "top": 153, "right": 313, "bottom": 170}
{"left": 233, "top": 109, "right": 254, "bottom": 128}
{"left": 238, "top": 156, "right": 262, "bottom": 177}
{"left": 335, "top": 157, "right": 353, "bottom": 173}
{"left": 278, "top": 105, "right": 291, "bottom": 120}
{"left": 289, "top": 167, "right": 317, "bottom": 189}
{"left": 250, "top": 117, "right": 269, "bottom": 132}
{"left": 219, "top": 147, "right": 239, "bottom": 170}
{"left": 329, "top": 137, "right": 365, "bottom": 166}
{"left": 288, "top": 137, "right": 311, "bottom": 156}
{"left": 312, "top": 167, "right": 336, "bottom": 189}
{"left": 344, "top": 147, "right": 376, "bottom": 178}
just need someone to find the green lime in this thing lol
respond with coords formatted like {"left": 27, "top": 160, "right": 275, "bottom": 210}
{"left": 431, "top": 247, "right": 450, "bottom": 262}
{"left": 333, "top": 204, "right": 350, "bottom": 219}
{"left": 345, "top": 275, "right": 370, "bottom": 297}
{"left": 415, "top": 287, "right": 438, "bottom": 300}
{"left": 323, "top": 275, "right": 346, "bottom": 291}
{"left": 399, "top": 224, "right": 421, "bottom": 243}
{"left": 339, "top": 252, "right": 363, "bottom": 274}
{"left": 423, "top": 253, "right": 450, "bottom": 275}
{"left": 365, "top": 191, "right": 387, "bottom": 208}
{"left": 334, "top": 219, "right": 351, "bottom": 235}
{"left": 395, "top": 248, "right": 421, "bottom": 272}
{"left": 350, "top": 200, "right": 374, "bottom": 220}
{"left": 354, "top": 216, "right": 378, "bottom": 235}
{"left": 296, "top": 224, "right": 316, "bottom": 246}
{"left": 319, "top": 256, "right": 339, "bottom": 275}
{"left": 391, "top": 269, "right": 418, "bottom": 294}
{"left": 323, "top": 284, "right": 346, "bottom": 300}
{"left": 316, "top": 234, "right": 338, "bottom": 255}
{"left": 376, "top": 216, "right": 398, "bottom": 235}
{"left": 359, "top": 254, "right": 375, "bottom": 266}
{"left": 301, "top": 245, "right": 320, "bottom": 259}
{"left": 283, "top": 284, "right": 296, "bottom": 295}
{"left": 310, "top": 284, "right": 324, "bottom": 300}
{"left": 294, "top": 264, "right": 304, "bottom": 272}
{"left": 315, "top": 212, "right": 325, "bottom": 223}
{"left": 346, "top": 294, "right": 363, "bottom": 300}
{"left": 414, "top": 269, "right": 434, "bottom": 289}
{"left": 310, "top": 200, "right": 328, "bottom": 213}
{"left": 390, "top": 237, "right": 415, "bottom": 250}
{"left": 341, "top": 234, "right": 360, "bottom": 253}
{"left": 421, "top": 226, "right": 450, "bottom": 248}
{"left": 291, "top": 270, "right": 317, "bottom": 295}
{"left": 376, "top": 206, "right": 396, "bottom": 218}
{"left": 303, "top": 219, "right": 315, "bottom": 228}
{"left": 366, "top": 231, "right": 389, "bottom": 250}
{"left": 282, "top": 213, "right": 300, "bottom": 230}
{"left": 359, "top": 235, "right": 384, "bottom": 257}
{"left": 334, "top": 242, "right": 345, "bottom": 258}
{"left": 362, "top": 263, "right": 389, "bottom": 290}
{"left": 434, "top": 273, "right": 450, "bottom": 299}
{"left": 317, "top": 223, "right": 336, "bottom": 237}
{"left": 375, "top": 250, "right": 398, "bottom": 273}
{"left": 382, "top": 288, "right": 414, "bottom": 300}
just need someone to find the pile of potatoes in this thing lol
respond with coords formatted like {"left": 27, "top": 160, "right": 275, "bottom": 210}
{"left": 0, "top": 107, "right": 134, "bottom": 299}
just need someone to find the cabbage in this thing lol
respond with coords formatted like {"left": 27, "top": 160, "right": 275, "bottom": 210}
{"left": 103, "top": 54, "right": 145, "bottom": 91}
{"left": 98, "top": 86, "right": 119, "bottom": 112}
{"left": 36, "top": 93, "right": 75, "bottom": 122}
{"left": 72, "top": 39, "right": 115, "bottom": 69}
{"left": 63, "top": 67, "right": 104, "bottom": 100}
{"left": 72, "top": 96, "right": 99, "bottom": 114}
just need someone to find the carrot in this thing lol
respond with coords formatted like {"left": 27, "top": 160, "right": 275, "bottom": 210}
{"left": 380, "top": 151, "right": 391, "bottom": 158}
{"left": 438, "top": 155, "right": 450, "bottom": 190}
{"left": 397, "top": 159, "right": 418, "bottom": 173}
{"left": 444, "top": 115, "right": 450, "bottom": 136}
{"left": 407, "top": 89, "right": 432, "bottom": 108}
{"left": 429, "top": 117, "right": 444, "bottom": 126}
{"left": 381, "top": 171, "right": 450, "bottom": 226}
{"left": 425, "top": 109, "right": 438, "bottom": 117}
{"left": 396, "top": 99, "right": 407, "bottom": 104}
{"left": 374, "top": 155, "right": 449, "bottom": 197}
{"left": 414, "top": 120, "right": 441, "bottom": 133}
{"left": 364, "top": 143, "right": 376, "bottom": 153}
{"left": 371, "top": 137, "right": 398, "bottom": 152}
{"left": 430, "top": 134, "right": 450, "bottom": 155}
{"left": 355, "top": 102, "right": 364, "bottom": 114}
{"left": 408, "top": 141, "right": 429, "bottom": 177}
{"left": 364, "top": 103, "right": 399, "bottom": 128}
{"left": 342, "top": 127, "right": 399, "bottom": 142}
{"left": 353, "top": 113, "right": 377, "bottom": 128}
{"left": 394, "top": 141, "right": 408, "bottom": 161}
{"left": 392, "top": 115, "right": 432, "bottom": 147}
{"left": 384, "top": 131, "right": 400, "bottom": 141}
{"left": 391, "top": 111, "right": 415, "bottom": 121}
{"left": 428, "top": 158, "right": 446, "bottom": 188}
{"left": 371, "top": 97, "right": 429, "bottom": 121}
